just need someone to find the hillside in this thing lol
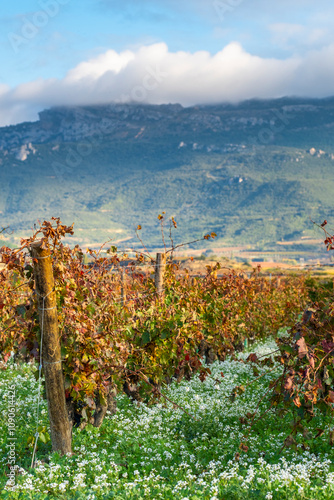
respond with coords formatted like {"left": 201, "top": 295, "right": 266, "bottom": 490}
{"left": 1, "top": 97, "right": 334, "bottom": 250}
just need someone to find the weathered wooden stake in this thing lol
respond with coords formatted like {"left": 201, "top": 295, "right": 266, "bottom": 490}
{"left": 31, "top": 241, "right": 72, "bottom": 455}
{"left": 154, "top": 253, "right": 166, "bottom": 297}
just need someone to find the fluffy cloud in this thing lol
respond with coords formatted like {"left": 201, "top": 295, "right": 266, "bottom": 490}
{"left": 1, "top": 41, "right": 334, "bottom": 126}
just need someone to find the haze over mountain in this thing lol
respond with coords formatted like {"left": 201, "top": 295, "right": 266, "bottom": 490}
{"left": 0, "top": 96, "right": 333, "bottom": 250}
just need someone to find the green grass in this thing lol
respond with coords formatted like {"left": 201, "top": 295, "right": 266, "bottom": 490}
{"left": 2, "top": 339, "right": 334, "bottom": 499}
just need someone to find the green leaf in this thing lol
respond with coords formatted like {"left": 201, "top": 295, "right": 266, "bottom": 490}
{"left": 39, "top": 432, "right": 47, "bottom": 444}
{"left": 297, "top": 407, "right": 305, "bottom": 419}
{"left": 24, "top": 265, "right": 34, "bottom": 279}
{"left": 141, "top": 331, "right": 151, "bottom": 346}
{"left": 161, "top": 330, "right": 170, "bottom": 340}
{"left": 15, "top": 305, "right": 26, "bottom": 318}
{"left": 281, "top": 345, "right": 294, "bottom": 354}
{"left": 64, "top": 376, "right": 71, "bottom": 390}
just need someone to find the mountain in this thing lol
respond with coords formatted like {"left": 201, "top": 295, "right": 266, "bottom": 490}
{"left": 1, "top": 97, "right": 334, "bottom": 251}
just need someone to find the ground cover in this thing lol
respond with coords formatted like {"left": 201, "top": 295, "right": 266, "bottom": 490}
{"left": 1, "top": 338, "right": 334, "bottom": 500}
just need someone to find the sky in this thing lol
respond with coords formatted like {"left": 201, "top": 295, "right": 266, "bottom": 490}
{"left": 0, "top": 0, "right": 333, "bottom": 126}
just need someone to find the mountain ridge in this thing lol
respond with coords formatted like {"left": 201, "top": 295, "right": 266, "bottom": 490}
{"left": 1, "top": 97, "right": 334, "bottom": 251}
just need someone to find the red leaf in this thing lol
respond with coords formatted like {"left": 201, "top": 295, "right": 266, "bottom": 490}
{"left": 246, "top": 353, "right": 259, "bottom": 364}
{"left": 3, "top": 353, "right": 11, "bottom": 363}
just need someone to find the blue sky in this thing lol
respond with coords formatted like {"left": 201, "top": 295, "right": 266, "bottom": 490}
{"left": 0, "top": 0, "right": 333, "bottom": 125}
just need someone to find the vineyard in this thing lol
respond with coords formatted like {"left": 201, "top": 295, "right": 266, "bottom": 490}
{"left": 1, "top": 218, "right": 334, "bottom": 499}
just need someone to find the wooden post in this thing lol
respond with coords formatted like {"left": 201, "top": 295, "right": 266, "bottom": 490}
{"left": 30, "top": 241, "right": 72, "bottom": 455}
{"left": 154, "top": 253, "right": 166, "bottom": 297}
{"left": 277, "top": 276, "right": 281, "bottom": 289}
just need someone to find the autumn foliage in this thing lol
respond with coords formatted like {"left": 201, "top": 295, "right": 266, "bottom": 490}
{"left": 238, "top": 221, "right": 334, "bottom": 449}
{"left": 255, "top": 277, "right": 334, "bottom": 448}
{"left": 0, "top": 218, "right": 308, "bottom": 427}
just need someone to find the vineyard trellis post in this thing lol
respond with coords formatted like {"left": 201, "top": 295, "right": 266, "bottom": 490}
{"left": 30, "top": 241, "right": 72, "bottom": 456}
{"left": 155, "top": 252, "right": 166, "bottom": 297}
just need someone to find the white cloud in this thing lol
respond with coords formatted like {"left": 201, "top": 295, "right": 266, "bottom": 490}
{"left": 1, "top": 41, "right": 334, "bottom": 126}
{"left": 65, "top": 49, "right": 136, "bottom": 82}
{"left": 269, "top": 23, "right": 330, "bottom": 51}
